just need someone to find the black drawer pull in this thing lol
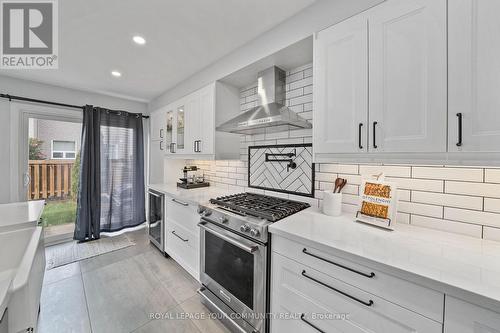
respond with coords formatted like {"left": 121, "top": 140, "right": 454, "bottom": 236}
{"left": 456, "top": 113, "right": 463, "bottom": 147}
{"left": 358, "top": 123, "right": 363, "bottom": 149}
{"left": 300, "top": 314, "right": 325, "bottom": 333}
{"left": 302, "top": 270, "right": 374, "bottom": 307}
{"left": 303, "top": 248, "right": 375, "bottom": 278}
{"left": 172, "top": 230, "right": 188, "bottom": 242}
{"left": 172, "top": 198, "right": 189, "bottom": 206}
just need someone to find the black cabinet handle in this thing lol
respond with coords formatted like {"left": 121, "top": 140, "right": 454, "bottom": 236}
{"left": 172, "top": 198, "right": 189, "bottom": 206}
{"left": 300, "top": 314, "right": 325, "bottom": 333}
{"left": 358, "top": 123, "right": 363, "bottom": 149}
{"left": 159, "top": 128, "right": 164, "bottom": 139}
{"left": 170, "top": 143, "right": 176, "bottom": 153}
{"left": 302, "top": 270, "right": 374, "bottom": 307}
{"left": 197, "top": 140, "right": 202, "bottom": 152}
{"left": 172, "top": 230, "right": 188, "bottom": 242}
{"left": 159, "top": 141, "right": 164, "bottom": 151}
{"left": 372, "top": 121, "right": 378, "bottom": 148}
{"left": 303, "top": 248, "right": 375, "bottom": 278}
{"left": 194, "top": 141, "right": 197, "bottom": 152}
{"left": 456, "top": 113, "right": 463, "bottom": 147}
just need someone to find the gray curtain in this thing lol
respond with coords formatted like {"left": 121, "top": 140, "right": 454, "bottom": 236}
{"left": 75, "top": 106, "right": 146, "bottom": 241}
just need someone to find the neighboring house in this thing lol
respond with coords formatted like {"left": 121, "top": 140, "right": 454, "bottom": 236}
{"left": 29, "top": 119, "right": 81, "bottom": 159}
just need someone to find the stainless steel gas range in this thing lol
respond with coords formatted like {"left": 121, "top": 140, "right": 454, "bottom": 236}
{"left": 197, "top": 192, "right": 310, "bottom": 333}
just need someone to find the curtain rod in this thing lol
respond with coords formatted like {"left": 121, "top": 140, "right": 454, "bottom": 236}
{"left": 0, "top": 93, "right": 150, "bottom": 119}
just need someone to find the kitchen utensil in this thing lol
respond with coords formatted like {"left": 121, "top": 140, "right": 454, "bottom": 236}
{"left": 334, "top": 178, "right": 343, "bottom": 193}
{"left": 338, "top": 178, "right": 347, "bottom": 193}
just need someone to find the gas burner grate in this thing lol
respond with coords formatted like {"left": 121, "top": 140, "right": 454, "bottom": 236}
{"left": 210, "top": 192, "right": 310, "bottom": 222}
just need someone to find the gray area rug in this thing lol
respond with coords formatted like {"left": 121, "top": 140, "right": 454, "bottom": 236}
{"left": 46, "top": 234, "right": 136, "bottom": 270}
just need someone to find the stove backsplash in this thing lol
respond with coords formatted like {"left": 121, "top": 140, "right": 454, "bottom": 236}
{"left": 248, "top": 144, "right": 313, "bottom": 197}
{"left": 188, "top": 62, "right": 500, "bottom": 242}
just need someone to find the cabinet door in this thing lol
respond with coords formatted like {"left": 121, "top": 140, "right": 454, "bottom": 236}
{"left": 198, "top": 83, "right": 215, "bottom": 154}
{"left": 314, "top": 14, "right": 368, "bottom": 154}
{"left": 175, "top": 102, "right": 186, "bottom": 153}
{"left": 449, "top": 0, "right": 500, "bottom": 152}
{"left": 150, "top": 109, "right": 165, "bottom": 141}
{"left": 164, "top": 106, "right": 175, "bottom": 154}
{"left": 444, "top": 296, "right": 500, "bottom": 333}
{"left": 368, "top": 0, "right": 447, "bottom": 152}
{"left": 149, "top": 140, "right": 164, "bottom": 183}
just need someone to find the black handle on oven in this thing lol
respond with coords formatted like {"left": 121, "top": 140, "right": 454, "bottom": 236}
{"left": 300, "top": 314, "right": 326, "bottom": 333}
{"left": 302, "top": 270, "right": 374, "bottom": 307}
{"left": 303, "top": 248, "right": 375, "bottom": 278}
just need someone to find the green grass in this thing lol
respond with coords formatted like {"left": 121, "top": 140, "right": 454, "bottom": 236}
{"left": 40, "top": 200, "right": 77, "bottom": 227}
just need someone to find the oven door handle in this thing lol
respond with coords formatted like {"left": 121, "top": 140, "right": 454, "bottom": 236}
{"left": 198, "top": 221, "right": 259, "bottom": 254}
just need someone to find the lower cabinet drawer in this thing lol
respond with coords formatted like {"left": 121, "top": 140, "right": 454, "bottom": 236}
{"left": 272, "top": 235, "right": 444, "bottom": 322}
{"left": 166, "top": 218, "right": 199, "bottom": 280}
{"left": 271, "top": 252, "right": 442, "bottom": 333}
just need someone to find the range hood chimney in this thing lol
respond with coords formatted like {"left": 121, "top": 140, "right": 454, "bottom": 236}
{"left": 216, "top": 66, "right": 312, "bottom": 135}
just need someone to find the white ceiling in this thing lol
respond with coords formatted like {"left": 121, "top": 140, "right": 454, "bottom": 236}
{"left": 0, "top": 0, "right": 316, "bottom": 102}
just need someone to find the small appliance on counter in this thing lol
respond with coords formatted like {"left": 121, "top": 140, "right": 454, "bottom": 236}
{"left": 177, "top": 165, "right": 210, "bottom": 189}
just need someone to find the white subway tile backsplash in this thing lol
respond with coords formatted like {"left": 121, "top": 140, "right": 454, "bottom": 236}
{"left": 485, "top": 169, "right": 500, "bottom": 184}
{"left": 189, "top": 62, "right": 500, "bottom": 242}
{"left": 386, "top": 177, "right": 443, "bottom": 192}
{"left": 444, "top": 207, "right": 500, "bottom": 228}
{"left": 359, "top": 165, "right": 411, "bottom": 178}
{"left": 398, "top": 202, "right": 443, "bottom": 218}
{"left": 445, "top": 181, "right": 500, "bottom": 198}
{"left": 319, "top": 164, "right": 359, "bottom": 174}
{"left": 412, "top": 166, "right": 483, "bottom": 182}
{"left": 483, "top": 227, "right": 500, "bottom": 242}
{"left": 411, "top": 191, "right": 483, "bottom": 210}
{"left": 484, "top": 198, "right": 500, "bottom": 213}
{"left": 410, "top": 215, "right": 482, "bottom": 238}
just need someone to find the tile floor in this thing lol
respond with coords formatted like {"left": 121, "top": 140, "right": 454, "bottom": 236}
{"left": 38, "top": 229, "right": 230, "bottom": 333}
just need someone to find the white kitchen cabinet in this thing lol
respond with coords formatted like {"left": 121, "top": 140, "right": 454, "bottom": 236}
{"left": 444, "top": 296, "right": 500, "bottom": 333}
{"left": 314, "top": 14, "right": 368, "bottom": 154}
{"left": 163, "top": 81, "right": 240, "bottom": 159}
{"left": 164, "top": 196, "right": 200, "bottom": 280}
{"left": 448, "top": 0, "right": 500, "bottom": 152}
{"left": 368, "top": 0, "right": 447, "bottom": 153}
{"left": 271, "top": 252, "right": 442, "bottom": 333}
{"left": 150, "top": 108, "right": 166, "bottom": 141}
{"left": 149, "top": 140, "right": 165, "bottom": 184}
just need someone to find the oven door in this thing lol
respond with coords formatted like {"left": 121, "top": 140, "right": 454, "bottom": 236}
{"left": 199, "top": 218, "right": 266, "bottom": 330}
{"left": 148, "top": 190, "right": 164, "bottom": 251}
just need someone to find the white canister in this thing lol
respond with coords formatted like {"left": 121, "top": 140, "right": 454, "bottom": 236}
{"left": 322, "top": 191, "right": 343, "bottom": 216}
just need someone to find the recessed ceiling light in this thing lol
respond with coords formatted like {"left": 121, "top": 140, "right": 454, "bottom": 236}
{"left": 111, "top": 70, "right": 122, "bottom": 77}
{"left": 132, "top": 35, "right": 146, "bottom": 45}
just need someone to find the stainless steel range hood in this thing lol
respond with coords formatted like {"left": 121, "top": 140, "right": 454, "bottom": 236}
{"left": 216, "top": 66, "right": 312, "bottom": 135}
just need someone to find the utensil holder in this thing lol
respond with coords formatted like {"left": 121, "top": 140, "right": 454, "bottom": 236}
{"left": 323, "top": 191, "right": 343, "bottom": 217}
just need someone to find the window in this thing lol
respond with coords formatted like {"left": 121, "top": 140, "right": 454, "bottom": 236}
{"left": 51, "top": 140, "right": 76, "bottom": 159}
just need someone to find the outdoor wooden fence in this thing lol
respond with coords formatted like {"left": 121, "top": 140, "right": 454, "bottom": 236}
{"left": 28, "top": 160, "right": 75, "bottom": 200}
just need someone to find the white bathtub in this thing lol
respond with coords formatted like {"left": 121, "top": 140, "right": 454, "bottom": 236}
{"left": 0, "top": 227, "right": 45, "bottom": 333}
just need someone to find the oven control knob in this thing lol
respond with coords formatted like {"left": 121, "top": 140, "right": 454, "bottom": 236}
{"left": 218, "top": 216, "right": 228, "bottom": 224}
{"left": 203, "top": 211, "right": 212, "bottom": 217}
{"left": 240, "top": 224, "right": 250, "bottom": 233}
{"left": 197, "top": 207, "right": 205, "bottom": 215}
{"left": 250, "top": 229, "right": 260, "bottom": 237}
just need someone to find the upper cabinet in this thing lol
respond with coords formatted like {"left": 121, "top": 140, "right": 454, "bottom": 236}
{"left": 314, "top": 14, "right": 368, "bottom": 154}
{"left": 369, "top": 0, "right": 447, "bottom": 153}
{"left": 150, "top": 82, "right": 240, "bottom": 160}
{"left": 314, "top": 0, "right": 448, "bottom": 159}
{"left": 448, "top": 0, "right": 500, "bottom": 152}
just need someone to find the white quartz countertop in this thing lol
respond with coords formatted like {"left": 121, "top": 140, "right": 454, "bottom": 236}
{"left": 148, "top": 183, "right": 237, "bottom": 205}
{"left": 0, "top": 200, "right": 45, "bottom": 232}
{"left": 269, "top": 208, "right": 500, "bottom": 309}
